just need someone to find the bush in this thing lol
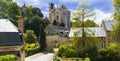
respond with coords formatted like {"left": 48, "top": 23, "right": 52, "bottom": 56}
{"left": 24, "top": 36, "right": 40, "bottom": 57}
{"left": 26, "top": 46, "right": 40, "bottom": 57}
{"left": 24, "top": 30, "right": 38, "bottom": 44}
{"left": 0, "top": 54, "right": 17, "bottom": 61}
{"left": 58, "top": 44, "right": 77, "bottom": 58}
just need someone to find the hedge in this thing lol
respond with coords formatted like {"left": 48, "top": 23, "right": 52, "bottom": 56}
{"left": 0, "top": 54, "right": 17, "bottom": 61}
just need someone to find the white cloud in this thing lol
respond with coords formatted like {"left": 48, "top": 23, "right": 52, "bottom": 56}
{"left": 41, "top": 11, "right": 48, "bottom": 18}
{"left": 13, "top": 0, "right": 47, "bottom": 8}
{"left": 59, "top": 0, "right": 80, "bottom": 3}
{"left": 94, "top": 9, "right": 113, "bottom": 24}
{"left": 70, "top": 9, "right": 113, "bottom": 25}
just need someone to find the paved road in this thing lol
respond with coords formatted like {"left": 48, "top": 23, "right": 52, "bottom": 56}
{"left": 25, "top": 53, "right": 54, "bottom": 61}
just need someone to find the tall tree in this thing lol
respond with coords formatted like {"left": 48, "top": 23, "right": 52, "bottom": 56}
{"left": 71, "top": 0, "right": 98, "bottom": 58}
{"left": 24, "top": 6, "right": 44, "bottom": 19}
{"left": 32, "top": 7, "right": 43, "bottom": 17}
{"left": 72, "top": 0, "right": 96, "bottom": 47}
{"left": 72, "top": 19, "right": 98, "bottom": 28}
{"left": 24, "top": 16, "right": 49, "bottom": 50}
{"left": 112, "top": 0, "right": 120, "bottom": 42}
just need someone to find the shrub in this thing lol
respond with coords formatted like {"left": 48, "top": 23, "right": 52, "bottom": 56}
{"left": 58, "top": 44, "right": 77, "bottom": 58}
{"left": 26, "top": 46, "right": 40, "bottom": 57}
{"left": 0, "top": 54, "right": 17, "bottom": 61}
{"left": 24, "top": 30, "right": 38, "bottom": 44}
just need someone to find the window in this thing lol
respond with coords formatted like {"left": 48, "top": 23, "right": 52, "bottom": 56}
{"left": 100, "top": 42, "right": 105, "bottom": 48}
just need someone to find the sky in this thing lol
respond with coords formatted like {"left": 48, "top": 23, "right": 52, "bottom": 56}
{"left": 13, "top": 0, "right": 113, "bottom": 24}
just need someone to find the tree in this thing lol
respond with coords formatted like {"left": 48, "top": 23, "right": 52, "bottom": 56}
{"left": 32, "top": 7, "right": 43, "bottom": 17}
{"left": 99, "top": 43, "right": 120, "bottom": 61}
{"left": 70, "top": 0, "right": 98, "bottom": 58}
{"left": 84, "top": 20, "right": 98, "bottom": 27}
{"left": 24, "top": 6, "right": 43, "bottom": 19}
{"left": 24, "top": 30, "right": 37, "bottom": 44}
{"left": 24, "top": 16, "right": 49, "bottom": 51}
{"left": 24, "top": 6, "right": 33, "bottom": 19}
{"left": 0, "top": 0, "right": 21, "bottom": 26}
{"left": 113, "top": 0, "right": 120, "bottom": 21}
{"left": 112, "top": 0, "right": 120, "bottom": 42}
{"left": 72, "top": 19, "right": 98, "bottom": 28}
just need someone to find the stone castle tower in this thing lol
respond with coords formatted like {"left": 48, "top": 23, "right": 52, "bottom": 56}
{"left": 48, "top": 3, "right": 71, "bottom": 27}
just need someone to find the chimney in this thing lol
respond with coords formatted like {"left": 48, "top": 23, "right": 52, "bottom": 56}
{"left": 18, "top": 17, "right": 24, "bottom": 33}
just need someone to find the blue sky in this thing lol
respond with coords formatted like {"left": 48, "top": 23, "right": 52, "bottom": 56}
{"left": 13, "top": 0, "right": 113, "bottom": 24}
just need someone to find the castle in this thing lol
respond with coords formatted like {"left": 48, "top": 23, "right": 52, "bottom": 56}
{"left": 48, "top": 3, "right": 71, "bottom": 27}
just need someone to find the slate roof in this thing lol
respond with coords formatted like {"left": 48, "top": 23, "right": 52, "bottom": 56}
{"left": 45, "top": 25, "right": 70, "bottom": 32}
{"left": 103, "top": 21, "right": 117, "bottom": 31}
{"left": 0, "top": 19, "right": 23, "bottom": 46}
{"left": 69, "top": 27, "right": 106, "bottom": 37}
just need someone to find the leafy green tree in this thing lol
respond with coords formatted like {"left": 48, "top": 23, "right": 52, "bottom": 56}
{"left": 24, "top": 16, "right": 48, "bottom": 50}
{"left": 99, "top": 43, "right": 120, "bottom": 61}
{"left": 112, "top": 0, "right": 120, "bottom": 42}
{"left": 84, "top": 20, "right": 98, "bottom": 27}
{"left": 69, "top": 0, "right": 98, "bottom": 60}
{"left": 0, "top": 0, "right": 8, "bottom": 18}
{"left": 113, "top": 0, "right": 120, "bottom": 21}
{"left": 24, "top": 6, "right": 43, "bottom": 19}
{"left": 72, "top": 0, "right": 96, "bottom": 53}
{"left": 24, "top": 30, "right": 37, "bottom": 44}
{"left": 32, "top": 7, "right": 43, "bottom": 17}
{"left": 72, "top": 19, "right": 98, "bottom": 28}
{"left": 24, "top": 6, "right": 33, "bottom": 19}
{"left": 0, "top": 0, "right": 21, "bottom": 26}
{"left": 7, "top": 2, "right": 21, "bottom": 26}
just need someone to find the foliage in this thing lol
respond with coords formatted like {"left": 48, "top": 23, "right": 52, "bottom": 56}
{"left": 24, "top": 30, "right": 41, "bottom": 56}
{"left": 112, "top": 0, "right": 120, "bottom": 42}
{"left": 32, "top": 7, "right": 43, "bottom": 17}
{"left": 58, "top": 0, "right": 99, "bottom": 61}
{"left": 26, "top": 46, "right": 40, "bottom": 57}
{"left": 71, "top": 0, "right": 98, "bottom": 58}
{"left": 72, "top": 19, "right": 98, "bottom": 28}
{"left": 99, "top": 43, "right": 120, "bottom": 61}
{"left": 85, "top": 57, "right": 90, "bottom": 61}
{"left": 24, "top": 30, "right": 37, "bottom": 43}
{"left": 24, "top": 16, "right": 49, "bottom": 51}
{"left": 58, "top": 44, "right": 77, "bottom": 58}
{"left": 24, "top": 5, "right": 49, "bottom": 51}
{"left": 24, "top": 6, "right": 33, "bottom": 18}
{"left": 0, "top": 54, "right": 17, "bottom": 61}
{"left": 24, "top": 6, "right": 43, "bottom": 19}
{"left": 113, "top": 0, "right": 120, "bottom": 21}
{"left": 0, "top": 0, "right": 21, "bottom": 26}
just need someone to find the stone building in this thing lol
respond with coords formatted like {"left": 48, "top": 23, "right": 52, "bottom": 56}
{"left": 101, "top": 21, "right": 117, "bottom": 46}
{"left": 0, "top": 19, "right": 25, "bottom": 61}
{"left": 45, "top": 25, "right": 70, "bottom": 52}
{"left": 69, "top": 27, "right": 106, "bottom": 48}
{"left": 69, "top": 20, "right": 117, "bottom": 48}
{"left": 48, "top": 3, "right": 71, "bottom": 27}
